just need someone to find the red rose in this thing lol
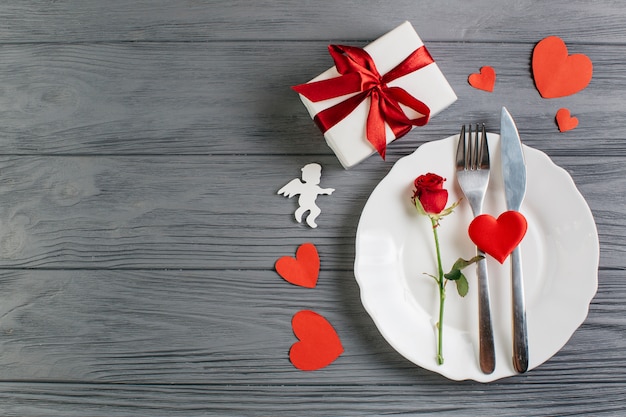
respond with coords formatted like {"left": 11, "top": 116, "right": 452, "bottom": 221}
{"left": 413, "top": 173, "right": 448, "bottom": 215}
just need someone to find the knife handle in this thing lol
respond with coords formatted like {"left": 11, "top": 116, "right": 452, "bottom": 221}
{"left": 476, "top": 250, "right": 496, "bottom": 374}
{"left": 511, "top": 246, "right": 529, "bottom": 373}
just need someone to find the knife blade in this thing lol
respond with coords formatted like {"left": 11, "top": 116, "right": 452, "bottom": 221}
{"left": 500, "top": 107, "right": 529, "bottom": 373}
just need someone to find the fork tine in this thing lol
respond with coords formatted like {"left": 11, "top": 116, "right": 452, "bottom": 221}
{"left": 479, "top": 124, "right": 489, "bottom": 169}
{"left": 469, "top": 125, "right": 478, "bottom": 171}
{"left": 456, "top": 125, "right": 466, "bottom": 170}
{"left": 457, "top": 124, "right": 490, "bottom": 171}
{"left": 471, "top": 124, "right": 479, "bottom": 170}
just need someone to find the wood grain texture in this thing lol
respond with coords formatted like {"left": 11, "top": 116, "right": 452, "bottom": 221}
{"left": 0, "top": 42, "right": 623, "bottom": 156}
{"left": 1, "top": 0, "right": 626, "bottom": 44}
{"left": 0, "top": 269, "right": 623, "bottom": 384}
{"left": 0, "top": 381, "right": 625, "bottom": 416}
{"left": 0, "top": 154, "right": 619, "bottom": 269}
{"left": 0, "top": 1, "right": 624, "bottom": 416}
{"left": 0, "top": 268, "right": 622, "bottom": 415}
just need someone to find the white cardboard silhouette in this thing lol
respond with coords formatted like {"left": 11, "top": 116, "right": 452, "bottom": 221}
{"left": 277, "top": 163, "right": 335, "bottom": 228}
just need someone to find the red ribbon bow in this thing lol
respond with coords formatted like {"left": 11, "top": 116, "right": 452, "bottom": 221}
{"left": 292, "top": 44, "right": 434, "bottom": 159}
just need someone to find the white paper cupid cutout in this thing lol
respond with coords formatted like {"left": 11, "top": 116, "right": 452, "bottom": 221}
{"left": 278, "top": 163, "right": 335, "bottom": 228}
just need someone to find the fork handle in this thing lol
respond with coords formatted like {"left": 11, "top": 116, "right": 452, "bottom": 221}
{"left": 511, "top": 246, "right": 529, "bottom": 373}
{"left": 476, "top": 250, "right": 496, "bottom": 374}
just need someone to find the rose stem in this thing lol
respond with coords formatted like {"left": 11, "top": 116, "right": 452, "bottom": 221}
{"left": 431, "top": 216, "right": 445, "bottom": 365}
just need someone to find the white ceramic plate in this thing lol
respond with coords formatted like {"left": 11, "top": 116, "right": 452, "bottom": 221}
{"left": 354, "top": 134, "right": 599, "bottom": 382}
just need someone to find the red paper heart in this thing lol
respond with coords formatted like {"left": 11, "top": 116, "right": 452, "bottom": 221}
{"left": 555, "top": 108, "right": 579, "bottom": 132}
{"left": 532, "top": 36, "right": 593, "bottom": 98}
{"left": 468, "top": 211, "right": 528, "bottom": 264}
{"left": 290, "top": 310, "right": 343, "bottom": 371}
{"left": 275, "top": 243, "right": 320, "bottom": 288}
{"left": 468, "top": 66, "right": 496, "bottom": 92}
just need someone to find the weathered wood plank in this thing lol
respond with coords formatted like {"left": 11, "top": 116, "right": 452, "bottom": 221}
{"left": 0, "top": 41, "right": 622, "bottom": 156}
{"left": 0, "top": 154, "right": 620, "bottom": 269}
{"left": 0, "top": 380, "right": 624, "bottom": 416}
{"left": 0, "top": 269, "right": 622, "bottom": 386}
{"left": 1, "top": 0, "right": 626, "bottom": 44}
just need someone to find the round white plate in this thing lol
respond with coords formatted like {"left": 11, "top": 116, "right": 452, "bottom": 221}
{"left": 354, "top": 134, "right": 599, "bottom": 382}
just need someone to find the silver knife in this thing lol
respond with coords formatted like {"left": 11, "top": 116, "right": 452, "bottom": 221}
{"left": 500, "top": 107, "right": 529, "bottom": 373}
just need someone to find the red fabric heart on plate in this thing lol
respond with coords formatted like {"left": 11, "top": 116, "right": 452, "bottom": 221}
{"left": 275, "top": 243, "right": 320, "bottom": 288}
{"left": 555, "top": 108, "right": 579, "bottom": 132}
{"left": 532, "top": 36, "right": 593, "bottom": 98}
{"left": 290, "top": 310, "right": 343, "bottom": 371}
{"left": 468, "top": 211, "right": 528, "bottom": 264}
{"left": 468, "top": 66, "right": 496, "bottom": 92}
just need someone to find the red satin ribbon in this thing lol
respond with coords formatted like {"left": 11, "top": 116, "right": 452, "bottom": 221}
{"left": 293, "top": 44, "right": 434, "bottom": 159}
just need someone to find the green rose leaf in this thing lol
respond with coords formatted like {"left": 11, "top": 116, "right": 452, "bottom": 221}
{"left": 450, "top": 255, "right": 484, "bottom": 271}
{"left": 444, "top": 268, "right": 462, "bottom": 281}
{"left": 455, "top": 274, "right": 469, "bottom": 297}
{"left": 443, "top": 255, "right": 483, "bottom": 281}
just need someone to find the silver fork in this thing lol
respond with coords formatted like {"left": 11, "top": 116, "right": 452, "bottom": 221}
{"left": 455, "top": 124, "right": 496, "bottom": 374}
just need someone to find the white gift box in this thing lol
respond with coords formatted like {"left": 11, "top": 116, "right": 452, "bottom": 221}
{"left": 295, "top": 21, "right": 457, "bottom": 168}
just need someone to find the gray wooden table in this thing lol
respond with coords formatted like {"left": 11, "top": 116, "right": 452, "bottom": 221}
{"left": 0, "top": 1, "right": 624, "bottom": 415}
